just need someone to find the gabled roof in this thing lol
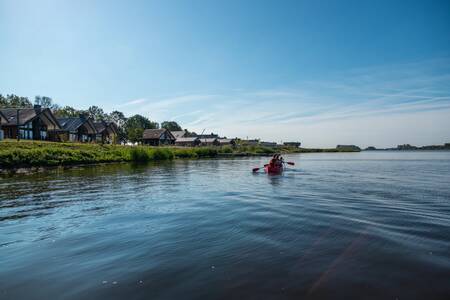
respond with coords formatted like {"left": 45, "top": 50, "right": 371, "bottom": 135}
{"left": 171, "top": 131, "right": 186, "bottom": 139}
{"left": 94, "top": 121, "right": 118, "bottom": 135}
{"left": 1, "top": 108, "right": 38, "bottom": 125}
{"left": 200, "top": 138, "right": 219, "bottom": 143}
{"left": 142, "top": 128, "right": 175, "bottom": 140}
{"left": 218, "top": 138, "right": 235, "bottom": 144}
{"left": 0, "top": 107, "right": 61, "bottom": 129}
{"left": 175, "top": 137, "right": 200, "bottom": 143}
{"left": 94, "top": 122, "right": 107, "bottom": 133}
{"left": 58, "top": 117, "right": 96, "bottom": 133}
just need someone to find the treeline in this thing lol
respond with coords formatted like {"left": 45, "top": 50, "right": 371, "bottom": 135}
{"left": 0, "top": 94, "right": 192, "bottom": 143}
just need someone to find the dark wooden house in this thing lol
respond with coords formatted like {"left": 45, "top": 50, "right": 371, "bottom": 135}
{"left": 94, "top": 121, "right": 118, "bottom": 144}
{"left": 0, "top": 105, "right": 62, "bottom": 140}
{"left": 142, "top": 128, "right": 176, "bottom": 146}
{"left": 57, "top": 115, "right": 97, "bottom": 142}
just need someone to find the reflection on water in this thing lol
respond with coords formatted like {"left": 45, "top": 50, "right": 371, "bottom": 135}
{"left": 1, "top": 152, "right": 450, "bottom": 299}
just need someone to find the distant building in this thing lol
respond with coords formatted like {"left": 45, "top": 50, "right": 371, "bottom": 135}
{"left": 142, "top": 128, "right": 176, "bottom": 146}
{"left": 0, "top": 105, "right": 62, "bottom": 141}
{"left": 397, "top": 144, "right": 417, "bottom": 150}
{"left": 200, "top": 137, "right": 220, "bottom": 146}
{"left": 94, "top": 121, "right": 118, "bottom": 144}
{"left": 336, "top": 145, "right": 361, "bottom": 151}
{"left": 175, "top": 137, "right": 201, "bottom": 147}
{"left": 218, "top": 138, "right": 237, "bottom": 147}
{"left": 196, "top": 133, "right": 219, "bottom": 139}
{"left": 57, "top": 115, "right": 97, "bottom": 142}
{"left": 444, "top": 143, "right": 450, "bottom": 149}
{"left": 171, "top": 130, "right": 187, "bottom": 140}
{"left": 240, "top": 139, "right": 259, "bottom": 146}
{"left": 260, "top": 141, "right": 278, "bottom": 148}
{"left": 283, "top": 142, "right": 301, "bottom": 148}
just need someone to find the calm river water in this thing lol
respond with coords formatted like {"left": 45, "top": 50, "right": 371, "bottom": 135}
{"left": 1, "top": 152, "right": 449, "bottom": 299}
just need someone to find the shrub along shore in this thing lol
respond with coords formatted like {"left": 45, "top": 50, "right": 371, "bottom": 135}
{"left": 0, "top": 140, "right": 359, "bottom": 171}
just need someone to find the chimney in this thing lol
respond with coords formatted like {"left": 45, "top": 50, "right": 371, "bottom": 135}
{"left": 34, "top": 104, "right": 42, "bottom": 113}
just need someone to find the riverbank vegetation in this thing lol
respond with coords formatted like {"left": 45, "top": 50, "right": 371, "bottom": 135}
{"left": 0, "top": 140, "right": 360, "bottom": 170}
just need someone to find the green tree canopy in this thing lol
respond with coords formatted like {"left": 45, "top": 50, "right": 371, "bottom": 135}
{"left": 34, "top": 95, "right": 59, "bottom": 110}
{"left": 0, "top": 94, "right": 32, "bottom": 108}
{"left": 54, "top": 106, "right": 83, "bottom": 118}
{"left": 108, "top": 110, "right": 127, "bottom": 143}
{"left": 124, "top": 114, "right": 159, "bottom": 143}
{"left": 161, "top": 121, "right": 182, "bottom": 131}
{"left": 87, "top": 106, "right": 107, "bottom": 121}
{"left": 109, "top": 110, "right": 127, "bottom": 127}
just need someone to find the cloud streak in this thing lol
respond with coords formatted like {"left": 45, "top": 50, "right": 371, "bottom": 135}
{"left": 118, "top": 58, "right": 450, "bottom": 147}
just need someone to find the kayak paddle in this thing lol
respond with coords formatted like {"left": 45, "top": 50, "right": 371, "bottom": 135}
{"left": 252, "top": 164, "right": 269, "bottom": 172}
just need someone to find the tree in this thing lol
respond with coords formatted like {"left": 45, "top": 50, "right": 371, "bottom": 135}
{"left": 124, "top": 114, "right": 159, "bottom": 143}
{"left": 161, "top": 121, "right": 182, "bottom": 131}
{"left": 109, "top": 110, "right": 128, "bottom": 143}
{"left": 34, "top": 95, "right": 59, "bottom": 110}
{"left": 0, "top": 94, "right": 7, "bottom": 108}
{"left": 109, "top": 110, "right": 127, "bottom": 127}
{"left": 87, "top": 106, "right": 107, "bottom": 121}
{"left": 54, "top": 106, "right": 82, "bottom": 118}
{"left": 0, "top": 94, "right": 32, "bottom": 108}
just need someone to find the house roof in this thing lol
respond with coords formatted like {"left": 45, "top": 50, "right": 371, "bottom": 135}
{"left": 1, "top": 108, "right": 39, "bottom": 125}
{"left": 58, "top": 117, "right": 96, "bottom": 133}
{"left": 218, "top": 138, "right": 235, "bottom": 144}
{"left": 94, "top": 122, "right": 107, "bottom": 133}
{"left": 0, "top": 107, "right": 61, "bottom": 129}
{"left": 175, "top": 137, "right": 199, "bottom": 143}
{"left": 142, "top": 128, "right": 175, "bottom": 140}
{"left": 94, "top": 121, "right": 118, "bottom": 135}
{"left": 200, "top": 138, "right": 219, "bottom": 143}
{"left": 171, "top": 131, "right": 186, "bottom": 139}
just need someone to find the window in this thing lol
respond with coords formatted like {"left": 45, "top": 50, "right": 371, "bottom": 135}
{"left": 40, "top": 130, "right": 47, "bottom": 140}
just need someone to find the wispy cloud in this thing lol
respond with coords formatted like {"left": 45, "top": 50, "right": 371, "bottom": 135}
{"left": 118, "top": 58, "right": 450, "bottom": 147}
{"left": 117, "top": 98, "right": 148, "bottom": 107}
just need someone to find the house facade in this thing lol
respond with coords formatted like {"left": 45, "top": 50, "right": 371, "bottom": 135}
{"left": 94, "top": 121, "right": 118, "bottom": 144}
{"left": 57, "top": 115, "right": 97, "bottom": 142}
{"left": 142, "top": 128, "right": 176, "bottom": 146}
{"left": 0, "top": 111, "right": 6, "bottom": 140}
{"left": 0, "top": 105, "right": 61, "bottom": 141}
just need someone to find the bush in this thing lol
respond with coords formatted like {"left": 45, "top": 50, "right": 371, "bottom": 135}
{"left": 219, "top": 146, "right": 233, "bottom": 153}
{"left": 129, "top": 147, "right": 150, "bottom": 162}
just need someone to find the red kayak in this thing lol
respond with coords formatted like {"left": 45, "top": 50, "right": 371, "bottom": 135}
{"left": 264, "top": 164, "right": 283, "bottom": 174}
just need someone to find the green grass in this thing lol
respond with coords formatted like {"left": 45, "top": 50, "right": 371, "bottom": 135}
{"left": 0, "top": 140, "right": 218, "bottom": 168}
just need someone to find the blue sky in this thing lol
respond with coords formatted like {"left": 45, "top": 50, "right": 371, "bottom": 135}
{"left": 1, "top": 0, "right": 450, "bottom": 147}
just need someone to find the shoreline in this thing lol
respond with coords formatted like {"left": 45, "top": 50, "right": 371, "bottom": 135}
{"left": 0, "top": 140, "right": 362, "bottom": 174}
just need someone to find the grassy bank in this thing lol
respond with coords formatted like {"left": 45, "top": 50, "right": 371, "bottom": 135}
{"left": 0, "top": 140, "right": 360, "bottom": 169}
{"left": 0, "top": 140, "right": 218, "bottom": 169}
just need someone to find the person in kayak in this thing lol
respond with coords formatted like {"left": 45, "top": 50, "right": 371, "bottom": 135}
{"left": 269, "top": 154, "right": 278, "bottom": 168}
{"left": 275, "top": 154, "right": 284, "bottom": 167}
